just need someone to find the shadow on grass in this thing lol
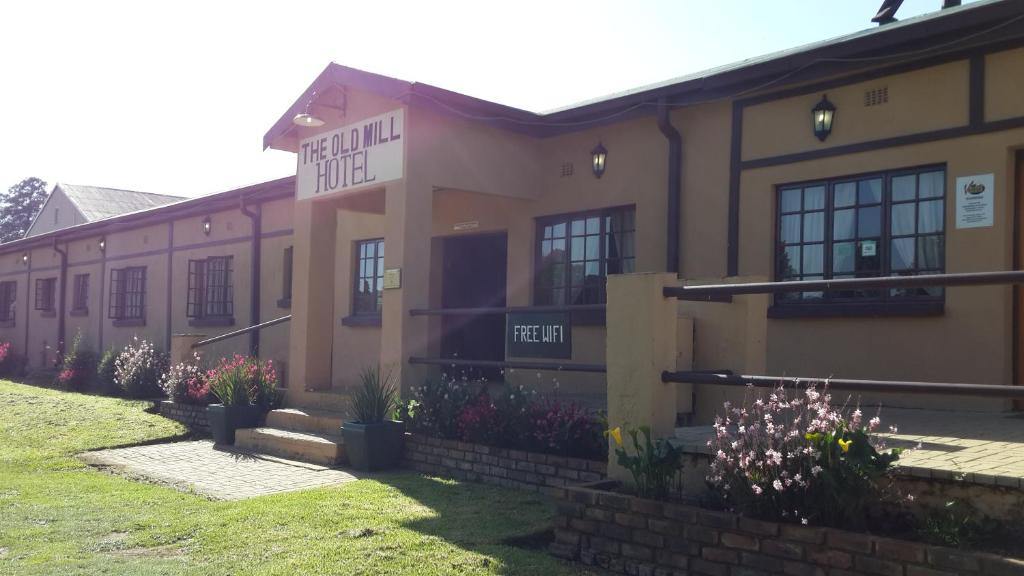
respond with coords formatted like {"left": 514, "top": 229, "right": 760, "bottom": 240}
{"left": 373, "top": 471, "right": 599, "bottom": 575}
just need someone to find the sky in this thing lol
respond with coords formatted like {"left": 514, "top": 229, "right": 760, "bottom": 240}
{"left": 0, "top": 0, "right": 981, "bottom": 198}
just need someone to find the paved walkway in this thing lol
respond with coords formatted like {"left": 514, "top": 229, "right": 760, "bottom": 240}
{"left": 674, "top": 407, "right": 1024, "bottom": 489}
{"left": 80, "top": 440, "right": 360, "bottom": 500}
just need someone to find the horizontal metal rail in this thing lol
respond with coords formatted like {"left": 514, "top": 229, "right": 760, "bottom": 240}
{"left": 192, "top": 315, "right": 292, "bottom": 349}
{"left": 664, "top": 270, "right": 1024, "bottom": 299}
{"left": 409, "top": 356, "right": 607, "bottom": 373}
{"left": 662, "top": 371, "right": 1024, "bottom": 398}
{"left": 409, "top": 304, "right": 606, "bottom": 316}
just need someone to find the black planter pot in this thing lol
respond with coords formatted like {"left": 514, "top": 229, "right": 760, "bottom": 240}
{"left": 341, "top": 420, "right": 405, "bottom": 471}
{"left": 207, "top": 403, "right": 261, "bottom": 445}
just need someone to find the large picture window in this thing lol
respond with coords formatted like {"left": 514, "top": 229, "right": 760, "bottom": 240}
{"left": 353, "top": 239, "right": 384, "bottom": 316}
{"left": 0, "top": 281, "right": 16, "bottom": 323}
{"left": 776, "top": 166, "right": 945, "bottom": 308}
{"left": 109, "top": 266, "right": 146, "bottom": 323}
{"left": 535, "top": 206, "right": 635, "bottom": 306}
{"left": 187, "top": 256, "right": 234, "bottom": 321}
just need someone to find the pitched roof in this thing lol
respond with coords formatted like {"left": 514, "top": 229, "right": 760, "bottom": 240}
{"left": 57, "top": 184, "right": 186, "bottom": 221}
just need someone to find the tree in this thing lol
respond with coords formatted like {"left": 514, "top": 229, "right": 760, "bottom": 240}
{"left": 0, "top": 177, "right": 48, "bottom": 242}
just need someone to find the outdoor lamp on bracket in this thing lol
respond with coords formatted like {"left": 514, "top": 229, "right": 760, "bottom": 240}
{"left": 202, "top": 216, "right": 212, "bottom": 236}
{"left": 812, "top": 94, "right": 836, "bottom": 142}
{"left": 21, "top": 253, "right": 28, "bottom": 266}
{"left": 591, "top": 142, "right": 608, "bottom": 178}
{"left": 98, "top": 237, "right": 106, "bottom": 252}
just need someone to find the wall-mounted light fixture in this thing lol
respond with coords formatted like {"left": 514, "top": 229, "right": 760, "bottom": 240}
{"left": 98, "top": 237, "right": 106, "bottom": 252}
{"left": 812, "top": 94, "right": 836, "bottom": 142}
{"left": 202, "top": 216, "right": 212, "bottom": 236}
{"left": 591, "top": 142, "right": 608, "bottom": 179}
{"left": 292, "top": 89, "right": 327, "bottom": 128}
{"left": 21, "top": 252, "right": 29, "bottom": 266}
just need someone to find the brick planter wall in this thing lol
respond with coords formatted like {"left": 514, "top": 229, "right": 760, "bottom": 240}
{"left": 158, "top": 400, "right": 209, "bottom": 435}
{"left": 401, "top": 433, "right": 606, "bottom": 498}
{"left": 551, "top": 480, "right": 1024, "bottom": 576}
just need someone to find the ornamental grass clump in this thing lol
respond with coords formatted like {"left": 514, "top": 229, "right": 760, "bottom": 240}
{"left": 706, "top": 382, "right": 906, "bottom": 528}
{"left": 114, "top": 337, "right": 169, "bottom": 398}
{"left": 608, "top": 425, "right": 685, "bottom": 500}
{"left": 206, "top": 355, "right": 278, "bottom": 409}
{"left": 160, "top": 352, "right": 210, "bottom": 405}
{"left": 350, "top": 365, "right": 397, "bottom": 423}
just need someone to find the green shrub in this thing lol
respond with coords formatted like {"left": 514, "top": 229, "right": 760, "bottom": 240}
{"left": 405, "top": 373, "right": 481, "bottom": 439}
{"left": 918, "top": 500, "right": 1002, "bottom": 549}
{"left": 114, "top": 337, "right": 169, "bottom": 398}
{"left": 160, "top": 352, "right": 210, "bottom": 405}
{"left": 350, "top": 366, "right": 398, "bottom": 423}
{"left": 207, "top": 355, "right": 278, "bottom": 409}
{"left": 54, "top": 332, "right": 97, "bottom": 392}
{"left": 608, "top": 425, "right": 685, "bottom": 500}
{"left": 96, "top": 348, "right": 119, "bottom": 395}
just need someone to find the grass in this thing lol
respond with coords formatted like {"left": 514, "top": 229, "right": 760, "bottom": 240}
{"left": 0, "top": 380, "right": 596, "bottom": 575}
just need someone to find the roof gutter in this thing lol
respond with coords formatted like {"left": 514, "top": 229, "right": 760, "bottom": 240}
{"left": 657, "top": 98, "right": 682, "bottom": 275}
{"left": 240, "top": 197, "right": 262, "bottom": 356}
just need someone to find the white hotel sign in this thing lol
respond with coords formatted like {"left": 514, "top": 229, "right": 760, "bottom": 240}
{"left": 296, "top": 109, "right": 404, "bottom": 201}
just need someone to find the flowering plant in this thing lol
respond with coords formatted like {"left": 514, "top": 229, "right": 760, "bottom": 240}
{"left": 406, "top": 373, "right": 481, "bottom": 439}
{"left": 206, "top": 355, "right": 278, "bottom": 408}
{"left": 706, "top": 382, "right": 904, "bottom": 528}
{"left": 161, "top": 352, "right": 210, "bottom": 405}
{"left": 608, "top": 425, "right": 685, "bottom": 500}
{"left": 530, "top": 399, "right": 605, "bottom": 460}
{"left": 54, "top": 332, "right": 97, "bottom": 391}
{"left": 114, "top": 337, "right": 168, "bottom": 398}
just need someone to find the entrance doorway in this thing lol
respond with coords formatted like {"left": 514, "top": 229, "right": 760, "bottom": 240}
{"left": 1016, "top": 150, "right": 1024, "bottom": 410}
{"left": 440, "top": 233, "right": 508, "bottom": 381}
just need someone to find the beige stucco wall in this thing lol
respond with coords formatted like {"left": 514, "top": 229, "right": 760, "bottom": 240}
{"left": 985, "top": 47, "right": 1024, "bottom": 123}
{"left": 26, "top": 187, "right": 85, "bottom": 238}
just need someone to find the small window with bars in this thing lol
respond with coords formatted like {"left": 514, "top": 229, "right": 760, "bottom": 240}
{"left": 109, "top": 267, "right": 146, "bottom": 321}
{"left": 0, "top": 281, "right": 16, "bottom": 323}
{"left": 187, "top": 256, "right": 234, "bottom": 319}
{"left": 35, "top": 278, "right": 56, "bottom": 313}
{"left": 353, "top": 239, "right": 384, "bottom": 316}
{"left": 71, "top": 274, "right": 89, "bottom": 313}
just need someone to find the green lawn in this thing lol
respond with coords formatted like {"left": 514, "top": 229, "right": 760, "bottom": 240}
{"left": 0, "top": 380, "right": 595, "bottom": 575}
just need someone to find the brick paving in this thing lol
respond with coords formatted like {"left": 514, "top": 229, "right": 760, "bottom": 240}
{"left": 674, "top": 407, "right": 1024, "bottom": 488}
{"left": 80, "top": 440, "right": 359, "bottom": 500}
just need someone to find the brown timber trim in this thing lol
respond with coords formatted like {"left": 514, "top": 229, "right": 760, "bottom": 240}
{"left": 725, "top": 36, "right": 1024, "bottom": 277}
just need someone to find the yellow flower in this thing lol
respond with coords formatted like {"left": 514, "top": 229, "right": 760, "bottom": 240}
{"left": 838, "top": 438, "right": 852, "bottom": 453}
{"left": 608, "top": 427, "right": 623, "bottom": 448}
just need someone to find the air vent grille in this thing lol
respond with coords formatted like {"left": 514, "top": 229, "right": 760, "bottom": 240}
{"left": 864, "top": 86, "right": 889, "bottom": 107}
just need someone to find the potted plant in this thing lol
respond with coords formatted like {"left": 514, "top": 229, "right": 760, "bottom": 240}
{"left": 342, "top": 365, "right": 403, "bottom": 471}
{"left": 207, "top": 356, "right": 276, "bottom": 445}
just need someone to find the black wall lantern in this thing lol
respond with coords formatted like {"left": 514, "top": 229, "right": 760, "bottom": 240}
{"left": 591, "top": 142, "right": 608, "bottom": 178}
{"left": 202, "top": 216, "right": 212, "bottom": 236}
{"left": 812, "top": 94, "right": 836, "bottom": 142}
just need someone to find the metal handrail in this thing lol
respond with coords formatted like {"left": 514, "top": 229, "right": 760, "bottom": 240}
{"left": 662, "top": 371, "right": 1024, "bottom": 398}
{"left": 409, "top": 304, "right": 606, "bottom": 316}
{"left": 409, "top": 356, "right": 607, "bottom": 373}
{"left": 664, "top": 270, "right": 1024, "bottom": 299}
{"left": 192, "top": 315, "right": 292, "bottom": 349}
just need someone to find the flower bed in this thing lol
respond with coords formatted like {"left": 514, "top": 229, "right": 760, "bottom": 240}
{"left": 551, "top": 480, "right": 1024, "bottom": 576}
{"left": 158, "top": 400, "right": 209, "bottom": 434}
{"left": 401, "top": 433, "right": 605, "bottom": 498}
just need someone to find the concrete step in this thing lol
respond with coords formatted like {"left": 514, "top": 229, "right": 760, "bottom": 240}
{"left": 265, "top": 408, "right": 346, "bottom": 435}
{"left": 234, "top": 427, "right": 346, "bottom": 466}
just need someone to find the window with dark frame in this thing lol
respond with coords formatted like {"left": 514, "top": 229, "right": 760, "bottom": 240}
{"left": 776, "top": 166, "right": 945, "bottom": 306}
{"left": 34, "top": 278, "right": 56, "bottom": 313}
{"left": 109, "top": 266, "right": 146, "bottom": 321}
{"left": 353, "top": 239, "right": 384, "bottom": 316}
{"left": 187, "top": 256, "right": 234, "bottom": 320}
{"left": 281, "top": 246, "right": 293, "bottom": 305}
{"left": 71, "top": 274, "right": 89, "bottom": 313}
{"left": 535, "top": 206, "right": 636, "bottom": 306}
{"left": 0, "top": 281, "right": 16, "bottom": 323}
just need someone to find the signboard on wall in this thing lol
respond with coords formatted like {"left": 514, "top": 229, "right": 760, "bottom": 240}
{"left": 955, "top": 173, "right": 994, "bottom": 229}
{"left": 296, "top": 109, "right": 404, "bottom": 201}
{"left": 506, "top": 311, "right": 572, "bottom": 359}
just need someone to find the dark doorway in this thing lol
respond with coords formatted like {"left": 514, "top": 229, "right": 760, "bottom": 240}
{"left": 441, "top": 233, "right": 508, "bottom": 381}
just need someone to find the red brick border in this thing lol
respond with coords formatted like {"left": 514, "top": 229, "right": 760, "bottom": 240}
{"left": 551, "top": 480, "right": 1024, "bottom": 576}
{"left": 401, "top": 433, "right": 606, "bottom": 498}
